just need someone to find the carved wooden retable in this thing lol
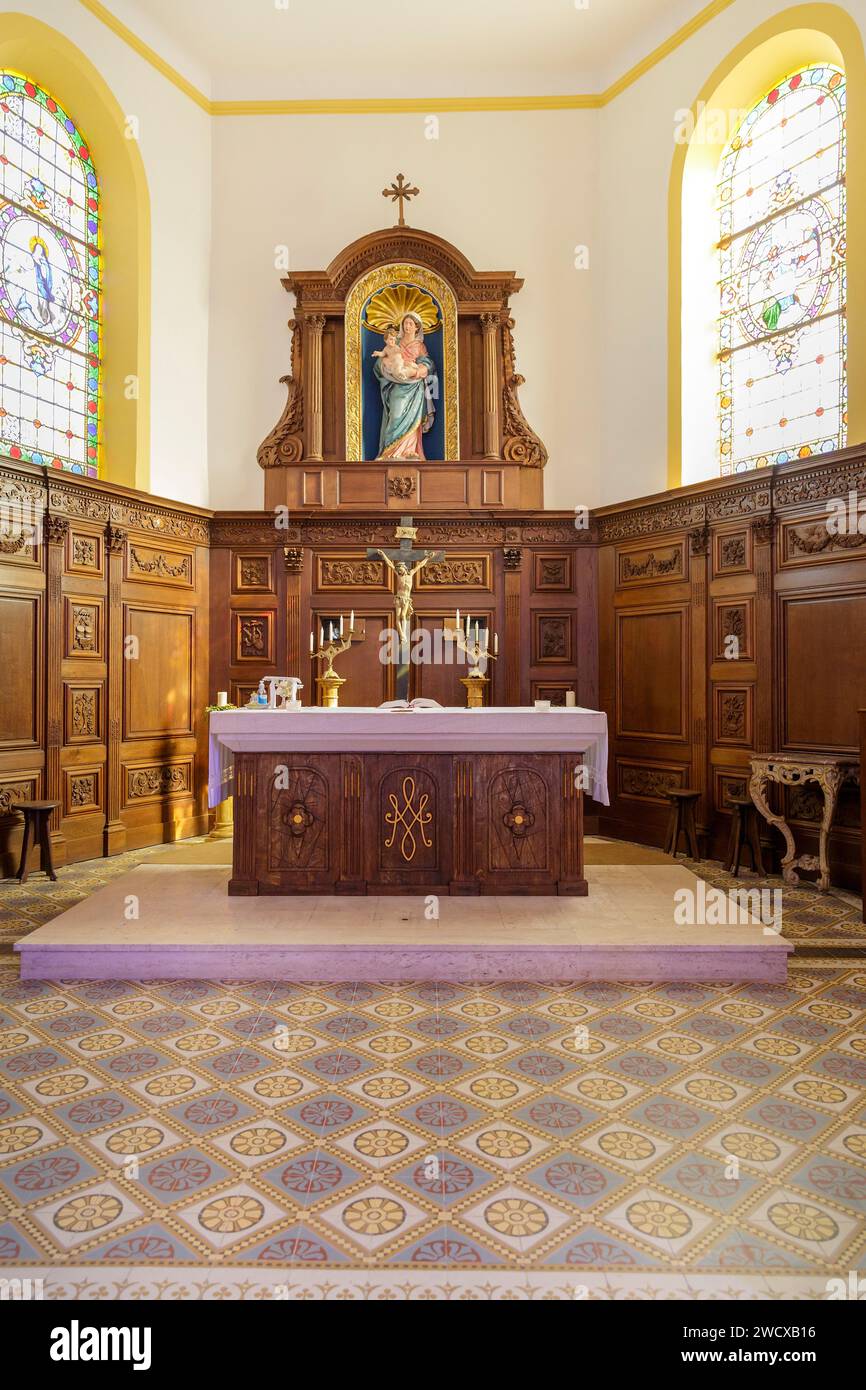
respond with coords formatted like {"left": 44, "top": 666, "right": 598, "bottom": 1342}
{"left": 749, "top": 754, "right": 859, "bottom": 892}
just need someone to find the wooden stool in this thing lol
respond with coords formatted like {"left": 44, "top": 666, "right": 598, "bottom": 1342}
{"left": 725, "top": 795, "right": 765, "bottom": 877}
{"left": 15, "top": 801, "right": 61, "bottom": 883}
{"left": 664, "top": 789, "right": 702, "bottom": 859}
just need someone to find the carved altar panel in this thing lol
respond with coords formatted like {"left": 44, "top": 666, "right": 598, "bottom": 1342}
{"left": 486, "top": 764, "right": 551, "bottom": 872}
{"left": 269, "top": 766, "right": 331, "bottom": 872}
{"left": 374, "top": 762, "right": 444, "bottom": 879}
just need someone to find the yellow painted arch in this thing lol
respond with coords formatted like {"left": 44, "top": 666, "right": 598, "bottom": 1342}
{"left": 668, "top": 4, "right": 866, "bottom": 488}
{"left": 0, "top": 12, "right": 151, "bottom": 490}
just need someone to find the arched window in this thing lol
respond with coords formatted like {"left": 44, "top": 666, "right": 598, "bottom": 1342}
{"left": 0, "top": 71, "right": 100, "bottom": 477}
{"left": 718, "top": 64, "right": 846, "bottom": 474}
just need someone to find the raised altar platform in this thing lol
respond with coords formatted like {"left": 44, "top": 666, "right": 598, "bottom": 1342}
{"left": 211, "top": 706, "right": 608, "bottom": 897}
{"left": 14, "top": 860, "right": 791, "bottom": 982}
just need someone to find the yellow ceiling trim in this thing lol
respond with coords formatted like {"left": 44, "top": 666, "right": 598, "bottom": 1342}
{"left": 77, "top": 0, "right": 211, "bottom": 112}
{"left": 78, "top": 0, "right": 733, "bottom": 115}
{"left": 600, "top": 0, "right": 737, "bottom": 103}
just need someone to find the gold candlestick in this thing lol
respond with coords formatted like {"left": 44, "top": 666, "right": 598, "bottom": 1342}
{"left": 452, "top": 624, "right": 497, "bottom": 708}
{"left": 311, "top": 621, "right": 365, "bottom": 708}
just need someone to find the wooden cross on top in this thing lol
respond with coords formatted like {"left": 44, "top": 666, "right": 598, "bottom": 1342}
{"left": 382, "top": 173, "right": 419, "bottom": 227}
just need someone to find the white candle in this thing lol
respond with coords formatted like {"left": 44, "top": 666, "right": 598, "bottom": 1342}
{"left": 340, "top": 613, "right": 344, "bottom": 636}
{"left": 465, "top": 612, "right": 471, "bottom": 637}
{"left": 566, "top": 690, "right": 576, "bottom": 707}
{"left": 494, "top": 633, "right": 499, "bottom": 655}
{"left": 456, "top": 609, "right": 460, "bottom": 626}
{"left": 474, "top": 623, "right": 479, "bottom": 646}
{"left": 309, "top": 631, "right": 314, "bottom": 654}
{"left": 349, "top": 610, "right": 354, "bottom": 632}
{"left": 217, "top": 691, "right": 228, "bottom": 707}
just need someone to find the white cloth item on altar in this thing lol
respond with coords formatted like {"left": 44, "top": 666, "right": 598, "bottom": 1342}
{"left": 208, "top": 732, "right": 234, "bottom": 809}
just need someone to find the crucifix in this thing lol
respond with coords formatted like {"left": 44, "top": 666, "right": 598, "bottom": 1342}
{"left": 382, "top": 173, "right": 419, "bottom": 227}
{"left": 367, "top": 516, "right": 444, "bottom": 701}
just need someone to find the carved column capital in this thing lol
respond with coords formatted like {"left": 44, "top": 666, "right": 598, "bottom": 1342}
{"left": 44, "top": 514, "right": 68, "bottom": 546}
{"left": 105, "top": 525, "right": 127, "bottom": 554}
{"left": 503, "top": 546, "right": 523, "bottom": 571}
{"left": 689, "top": 522, "right": 710, "bottom": 556}
{"left": 305, "top": 313, "right": 326, "bottom": 334}
{"left": 752, "top": 515, "right": 776, "bottom": 544}
{"left": 282, "top": 545, "right": 304, "bottom": 573}
{"left": 480, "top": 311, "right": 501, "bottom": 333}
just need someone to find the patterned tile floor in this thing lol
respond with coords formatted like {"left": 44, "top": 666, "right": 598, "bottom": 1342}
{"left": 0, "top": 842, "right": 863, "bottom": 1298}
{"left": 0, "top": 963, "right": 865, "bottom": 1298}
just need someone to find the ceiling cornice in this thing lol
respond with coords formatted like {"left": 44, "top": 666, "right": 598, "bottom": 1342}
{"left": 78, "top": 0, "right": 735, "bottom": 115}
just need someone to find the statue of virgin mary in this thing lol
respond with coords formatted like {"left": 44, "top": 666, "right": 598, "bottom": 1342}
{"left": 373, "top": 312, "right": 438, "bottom": 460}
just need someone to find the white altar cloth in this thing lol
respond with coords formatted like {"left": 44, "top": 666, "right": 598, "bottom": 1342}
{"left": 208, "top": 706, "right": 609, "bottom": 807}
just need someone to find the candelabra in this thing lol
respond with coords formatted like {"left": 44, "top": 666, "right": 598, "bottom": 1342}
{"left": 452, "top": 611, "right": 498, "bottom": 709}
{"left": 310, "top": 612, "right": 365, "bottom": 707}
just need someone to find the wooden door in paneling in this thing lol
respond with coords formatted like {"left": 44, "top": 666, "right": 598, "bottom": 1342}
{"left": 124, "top": 606, "right": 194, "bottom": 738}
{"left": 310, "top": 611, "right": 393, "bottom": 707}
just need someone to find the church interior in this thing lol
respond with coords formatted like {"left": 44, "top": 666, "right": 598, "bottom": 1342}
{"left": 0, "top": 0, "right": 865, "bottom": 1318}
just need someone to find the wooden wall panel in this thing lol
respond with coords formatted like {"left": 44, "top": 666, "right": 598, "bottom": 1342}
{"left": 0, "top": 462, "right": 211, "bottom": 875}
{"left": 596, "top": 447, "right": 866, "bottom": 889}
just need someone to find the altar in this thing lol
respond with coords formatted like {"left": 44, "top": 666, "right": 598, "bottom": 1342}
{"left": 211, "top": 707, "right": 608, "bottom": 897}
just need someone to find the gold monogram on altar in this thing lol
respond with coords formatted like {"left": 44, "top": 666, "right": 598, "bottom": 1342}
{"left": 384, "top": 775, "right": 433, "bottom": 862}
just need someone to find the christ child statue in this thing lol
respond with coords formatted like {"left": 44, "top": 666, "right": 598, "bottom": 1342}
{"left": 372, "top": 327, "right": 422, "bottom": 382}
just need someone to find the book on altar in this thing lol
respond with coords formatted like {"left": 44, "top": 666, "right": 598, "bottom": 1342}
{"left": 378, "top": 698, "right": 443, "bottom": 712}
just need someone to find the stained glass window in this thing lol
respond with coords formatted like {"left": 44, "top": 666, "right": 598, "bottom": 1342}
{"left": 0, "top": 71, "right": 100, "bottom": 477}
{"left": 718, "top": 64, "right": 846, "bottom": 474}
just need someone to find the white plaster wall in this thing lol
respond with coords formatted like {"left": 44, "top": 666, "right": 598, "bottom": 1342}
{"left": 2, "top": 0, "right": 212, "bottom": 506}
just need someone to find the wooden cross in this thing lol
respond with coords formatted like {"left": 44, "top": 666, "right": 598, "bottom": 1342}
{"left": 382, "top": 173, "right": 419, "bottom": 227}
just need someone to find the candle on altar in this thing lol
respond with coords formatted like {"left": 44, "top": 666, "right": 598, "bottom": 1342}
{"left": 349, "top": 610, "right": 354, "bottom": 632}
{"left": 309, "top": 631, "right": 314, "bottom": 654}
{"left": 217, "top": 691, "right": 228, "bottom": 707}
{"left": 465, "top": 612, "right": 471, "bottom": 638}
{"left": 494, "top": 633, "right": 499, "bottom": 655}
{"left": 339, "top": 613, "right": 344, "bottom": 636}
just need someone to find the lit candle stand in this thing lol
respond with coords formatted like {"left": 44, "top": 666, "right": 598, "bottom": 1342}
{"left": 453, "top": 609, "right": 498, "bottom": 709}
{"left": 310, "top": 611, "right": 363, "bottom": 708}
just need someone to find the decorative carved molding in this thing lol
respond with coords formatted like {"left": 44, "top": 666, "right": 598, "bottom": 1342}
{"left": 773, "top": 455, "right": 866, "bottom": 509}
{"left": 128, "top": 546, "right": 192, "bottom": 583}
{"left": 596, "top": 499, "right": 705, "bottom": 543}
{"left": 125, "top": 761, "right": 192, "bottom": 802}
{"left": 618, "top": 545, "right": 683, "bottom": 584}
{"left": 257, "top": 319, "right": 304, "bottom": 470}
{"left": 786, "top": 521, "right": 866, "bottom": 559}
{"left": 320, "top": 558, "right": 386, "bottom": 587}
{"left": 618, "top": 763, "right": 685, "bottom": 802}
{"left": 417, "top": 559, "right": 487, "bottom": 587}
{"left": 501, "top": 316, "right": 548, "bottom": 468}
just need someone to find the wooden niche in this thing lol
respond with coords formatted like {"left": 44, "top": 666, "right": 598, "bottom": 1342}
{"left": 256, "top": 224, "right": 547, "bottom": 512}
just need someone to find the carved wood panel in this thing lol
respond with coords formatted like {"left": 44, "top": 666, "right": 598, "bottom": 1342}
{"left": 373, "top": 761, "right": 444, "bottom": 880}
{"left": 65, "top": 597, "right": 103, "bottom": 659}
{"left": 533, "top": 553, "right": 573, "bottom": 592}
{"left": 616, "top": 540, "right": 686, "bottom": 587}
{"left": 125, "top": 540, "right": 194, "bottom": 588}
{"left": 232, "top": 610, "right": 274, "bottom": 664}
{"left": 64, "top": 766, "right": 102, "bottom": 816}
{"left": 232, "top": 552, "right": 274, "bottom": 593}
{"left": 533, "top": 611, "right": 573, "bottom": 665}
{"left": 64, "top": 681, "right": 103, "bottom": 745}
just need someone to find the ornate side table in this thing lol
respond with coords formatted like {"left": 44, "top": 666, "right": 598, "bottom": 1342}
{"left": 749, "top": 754, "right": 859, "bottom": 892}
